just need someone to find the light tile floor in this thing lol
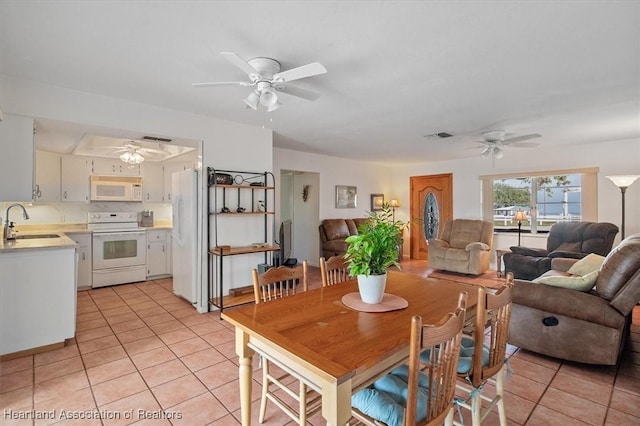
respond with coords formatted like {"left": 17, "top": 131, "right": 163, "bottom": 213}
{"left": 1, "top": 261, "right": 639, "bottom": 425}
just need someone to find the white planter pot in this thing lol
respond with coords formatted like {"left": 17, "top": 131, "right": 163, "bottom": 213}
{"left": 357, "top": 273, "right": 387, "bottom": 304}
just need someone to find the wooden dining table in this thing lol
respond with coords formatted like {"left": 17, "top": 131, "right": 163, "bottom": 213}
{"left": 221, "top": 270, "right": 481, "bottom": 426}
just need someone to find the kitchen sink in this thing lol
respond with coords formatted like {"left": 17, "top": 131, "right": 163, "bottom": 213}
{"left": 14, "top": 234, "right": 60, "bottom": 240}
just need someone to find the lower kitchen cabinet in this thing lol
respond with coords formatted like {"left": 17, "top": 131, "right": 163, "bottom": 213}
{"left": 147, "top": 229, "right": 172, "bottom": 278}
{"left": 66, "top": 232, "right": 92, "bottom": 290}
{"left": 0, "top": 247, "right": 76, "bottom": 356}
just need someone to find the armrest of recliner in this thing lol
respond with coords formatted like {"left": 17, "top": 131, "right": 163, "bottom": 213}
{"left": 509, "top": 246, "right": 549, "bottom": 257}
{"left": 548, "top": 251, "right": 587, "bottom": 259}
{"left": 465, "top": 242, "right": 490, "bottom": 251}
{"left": 427, "top": 239, "right": 449, "bottom": 249}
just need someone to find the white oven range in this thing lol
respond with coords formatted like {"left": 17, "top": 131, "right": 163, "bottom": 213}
{"left": 88, "top": 212, "right": 147, "bottom": 288}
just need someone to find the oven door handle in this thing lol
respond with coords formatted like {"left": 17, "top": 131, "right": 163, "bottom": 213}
{"left": 93, "top": 232, "right": 145, "bottom": 239}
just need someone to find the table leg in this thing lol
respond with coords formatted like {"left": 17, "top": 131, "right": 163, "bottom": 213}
{"left": 235, "top": 329, "right": 254, "bottom": 426}
{"left": 321, "top": 380, "right": 353, "bottom": 425}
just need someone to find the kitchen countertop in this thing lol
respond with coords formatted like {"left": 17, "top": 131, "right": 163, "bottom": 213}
{"left": 0, "top": 231, "right": 78, "bottom": 253}
{"left": 1, "top": 222, "right": 173, "bottom": 253}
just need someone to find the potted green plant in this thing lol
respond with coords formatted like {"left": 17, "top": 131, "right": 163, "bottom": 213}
{"left": 344, "top": 205, "right": 406, "bottom": 303}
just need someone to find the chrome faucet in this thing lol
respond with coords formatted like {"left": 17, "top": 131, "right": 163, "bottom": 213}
{"left": 3, "top": 203, "right": 30, "bottom": 241}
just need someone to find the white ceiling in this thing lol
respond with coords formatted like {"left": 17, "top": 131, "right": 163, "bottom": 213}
{"left": 1, "top": 1, "right": 639, "bottom": 164}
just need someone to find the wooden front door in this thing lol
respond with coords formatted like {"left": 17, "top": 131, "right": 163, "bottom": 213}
{"left": 410, "top": 173, "right": 453, "bottom": 260}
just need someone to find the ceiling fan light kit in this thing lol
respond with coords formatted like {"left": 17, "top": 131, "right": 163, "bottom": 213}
{"left": 193, "top": 52, "right": 327, "bottom": 112}
{"left": 119, "top": 150, "right": 145, "bottom": 164}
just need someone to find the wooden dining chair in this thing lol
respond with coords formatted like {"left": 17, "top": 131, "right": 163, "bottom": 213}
{"left": 351, "top": 292, "right": 468, "bottom": 426}
{"left": 453, "top": 273, "right": 514, "bottom": 426}
{"left": 320, "top": 255, "right": 351, "bottom": 287}
{"left": 251, "top": 260, "right": 320, "bottom": 424}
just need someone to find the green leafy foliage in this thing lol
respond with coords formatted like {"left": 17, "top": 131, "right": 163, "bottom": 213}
{"left": 344, "top": 205, "right": 407, "bottom": 277}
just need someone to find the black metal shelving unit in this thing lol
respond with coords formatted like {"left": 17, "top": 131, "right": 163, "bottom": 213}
{"left": 207, "top": 167, "right": 277, "bottom": 315}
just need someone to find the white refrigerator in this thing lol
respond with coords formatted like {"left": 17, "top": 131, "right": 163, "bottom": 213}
{"left": 172, "top": 169, "right": 197, "bottom": 303}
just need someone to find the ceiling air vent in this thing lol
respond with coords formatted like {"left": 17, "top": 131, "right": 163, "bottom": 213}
{"left": 424, "top": 132, "right": 454, "bottom": 139}
{"left": 142, "top": 136, "right": 173, "bottom": 143}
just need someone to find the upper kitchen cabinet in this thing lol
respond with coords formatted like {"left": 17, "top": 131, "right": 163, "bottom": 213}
{"left": 34, "top": 150, "right": 61, "bottom": 202}
{"left": 92, "top": 158, "right": 141, "bottom": 177}
{"left": 0, "top": 114, "right": 35, "bottom": 201}
{"left": 142, "top": 163, "right": 164, "bottom": 202}
{"left": 61, "top": 156, "right": 91, "bottom": 202}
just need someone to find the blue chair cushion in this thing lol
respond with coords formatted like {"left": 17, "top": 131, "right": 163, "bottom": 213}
{"left": 420, "top": 336, "right": 490, "bottom": 375}
{"left": 352, "top": 367, "right": 431, "bottom": 426}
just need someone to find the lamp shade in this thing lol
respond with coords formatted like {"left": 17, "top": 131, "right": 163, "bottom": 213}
{"left": 606, "top": 175, "right": 640, "bottom": 188}
{"left": 513, "top": 210, "right": 527, "bottom": 222}
{"left": 243, "top": 90, "right": 260, "bottom": 110}
{"left": 389, "top": 199, "right": 400, "bottom": 208}
{"left": 259, "top": 87, "right": 278, "bottom": 107}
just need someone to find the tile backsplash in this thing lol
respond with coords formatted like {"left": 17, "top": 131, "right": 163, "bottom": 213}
{"left": 0, "top": 201, "right": 172, "bottom": 226}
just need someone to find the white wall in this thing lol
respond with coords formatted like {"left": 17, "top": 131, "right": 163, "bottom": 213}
{"left": 1, "top": 76, "right": 273, "bottom": 312}
{"left": 273, "top": 148, "right": 393, "bottom": 220}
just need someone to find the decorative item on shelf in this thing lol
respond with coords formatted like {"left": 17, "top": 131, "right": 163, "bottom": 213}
{"left": 389, "top": 198, "right": 400, "bottom": 222}
{"left": 370, "top": 193, "right": 384, "bottom": 211}
{"left": 220, "top": 206, "right": 231, "bottom": 213}
{"left": 335, "top": 185, "right": 357, "bottom": 208}
{"left": 302, "top": 185, "right": 310, "bottom": 202}
{"left": 344, "top": 205, "right": 407, "bottom": 304}
{"left": 514, "top": 209, "right": 527, "bottom": 246}
{"left": 236, "top": 207, "right": 245, "bottom": 213}
{"left": 606, "top": 175, "right": 640, "bottom": 239}
{"left": 257, "top": 200, "right": 265, "bottom": 212}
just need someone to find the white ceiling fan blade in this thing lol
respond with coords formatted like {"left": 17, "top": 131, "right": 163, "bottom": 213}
{"left": 220, "top": 52, "right": 258, "bottom": 76}
{"left": 509, "top": 141, "right": 541, "bottom": 148}
{"left": 275, "top": 85, "right": 321, "bottom": 101}
{"left": 502, "top": 133, "right": 541, "bottom": 145}
{"left": 192, "top": 81, "right": 254, "bottom": 88}
{"left": 273, "top": 62, "right": 327, "bottom": 83}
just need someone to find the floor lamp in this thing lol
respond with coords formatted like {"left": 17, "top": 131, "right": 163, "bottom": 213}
{"left": 606, "top": 175, "right": 640, "bottom": 239}
{"left": 514, "top": 209, "right": 527, "bottom": 246}
{"left": 389, "top": 199, "right": 400, "bottom": 222}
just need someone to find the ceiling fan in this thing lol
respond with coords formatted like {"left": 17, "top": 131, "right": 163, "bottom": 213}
{"left": 192, "top": 52, "right": 327, "bottom": 112}
{"left": 108, "top": 141, "right": 170, "bottom": 164}
{"left": 475, "top": 130, "right": 541, "bottom": 162}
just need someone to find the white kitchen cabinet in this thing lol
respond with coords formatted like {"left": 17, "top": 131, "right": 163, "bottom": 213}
{"left": 0, "top": 114, "right": 34, "bottom": 201}
{"left": 92, "top": 158, "right": 141, "bottom": 176}
{"left": 147, "top": 229, "right": 171, "bottom": 278}
{"left": 61, "top": 156, "right": 91, "bottom": 202}
{"left": 66, "top": 232, "right": 92, "bottom": 289}
{"left": 34, "top": 150, "right": 61, "bottom": 202}
{"left": 142, "top": 163, "right": 164, "bottom": 202}
{"left": 163, "top": 163, "right": 189, "bottom": 203}
{"left": 0, "top": 247, "right": 76, "bottom": 356}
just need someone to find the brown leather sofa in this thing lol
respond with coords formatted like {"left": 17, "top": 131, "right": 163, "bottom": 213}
{"left": 503, "top": 221, "right": 619, "bottom": 280}
{"left": 508, "top": 234, "right": 640, "bottom": 365}
{"left": 319, "top": 218, "right": 368, "bottom": 259}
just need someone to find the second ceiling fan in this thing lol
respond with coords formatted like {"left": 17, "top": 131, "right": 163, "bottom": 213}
{"left": 475, "top": 130, "right": 541, "bottom": 161}
{"left": 193, "top": 52, "right": 327, "bottom": 112}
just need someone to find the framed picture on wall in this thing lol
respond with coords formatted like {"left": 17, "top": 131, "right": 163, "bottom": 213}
{"left": 370, "top": 194, "right": 384, "bottom": 211}
{"left": 336, "top": 185, "right": 357, "bottom": 208}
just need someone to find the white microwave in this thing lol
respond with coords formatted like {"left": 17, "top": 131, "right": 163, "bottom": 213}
{"left": 90, "top": 175, "right": 143, "bottom": 202}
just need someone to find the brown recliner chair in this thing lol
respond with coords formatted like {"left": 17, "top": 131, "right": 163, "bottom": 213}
{"left": 427, "top": 219, "right": 494, "bottom": 275}
{"left": 503, "top": 221, "right": 619, "bottom": 280}
{"left": 508, "top": 234, "right": 640, "bottom": 365}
